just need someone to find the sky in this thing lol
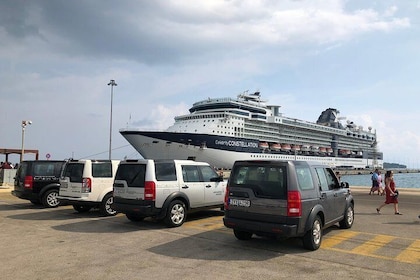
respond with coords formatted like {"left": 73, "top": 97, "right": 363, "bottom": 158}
{"left": 1, "top": 0, "right": 420, "bottom": 168}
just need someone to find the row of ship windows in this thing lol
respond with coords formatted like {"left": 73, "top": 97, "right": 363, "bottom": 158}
{"left": 184, "top": 122, "right": 374, "bottom": 148}
{"left": 178, "top": 116, "right": 374, "bottom": 141}
{"left": 178, "top": 115, "right": 246, "bottom": 122}
{"left": 250, "top": 154, "right": 335, "bottom": 161}
{"left": 182, "top": 118, "right": 370, "bottom": 141}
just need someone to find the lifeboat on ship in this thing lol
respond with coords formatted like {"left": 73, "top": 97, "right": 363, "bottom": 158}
{"left": 259, "top": 142, "right": 269, "bottom": 150}
{"left": 281, "top": 143, "right": 292, "bottom": 151}
{"left": 270, "top": 143, "right": 281, "bottom": 151}
{"left": 291, "top": 144, "right": 301, "bottom": 152}
{"left": 339, "top": 149, "right": 351, "bottom": 155}
{"left": 311, "top": 146, "right": 320, "bottom": 152}
{"left": 319, "top": 147, "right": 327, "bottom": 154}
{"left": 326, "top": 147, "right": 333, "bottom": 154}
{"left": 301, "top": 145, "right": 311, "bottom": 152}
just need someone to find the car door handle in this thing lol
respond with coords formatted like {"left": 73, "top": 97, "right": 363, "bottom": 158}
{"left": 320, "top": 193, "right": 327, "bottom": 199}
{"left": 334, "top": 193, "right": 338, "bottom": 197}
{"left": 205, "top": 185, "right": 212, "bottom": 188}
{"left": 182, "top": 185, "right": 189, "bottom": 189}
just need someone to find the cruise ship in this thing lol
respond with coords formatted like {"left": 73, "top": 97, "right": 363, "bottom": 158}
{"left": 120, "top": 91, "right": 383, "bottom": 169}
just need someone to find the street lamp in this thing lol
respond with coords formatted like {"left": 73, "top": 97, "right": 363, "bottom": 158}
{"left": 21, "top": 120, "right": 32, "bottom": 162}
{"left": 107, "top": 79, "right": 117, "bottom": 160}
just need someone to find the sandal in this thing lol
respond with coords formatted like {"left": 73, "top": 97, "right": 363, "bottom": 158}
{"left": 376, "top": 208, "right": 380, "bottom": 214}
{"left": 395, "top": 212, "right": 402, "bottom": 215}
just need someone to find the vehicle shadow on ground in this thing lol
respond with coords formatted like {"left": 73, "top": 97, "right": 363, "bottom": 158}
{"left": 51, "top": 209, "right": 225, "bottom": 234}
{"left": 184, "top": 209, "right": 224, "bottom": 220}
{"left": 4, "top": 205, "right": 119, "bottom": 221}
{"left": 147, "top": 231, "right": 307, "bottom": 261}
{"left": 0, "top": 202, "right": 39, "bottom": 211}
{"left": 147, "top": 226, "right": 345, "bottom": 261}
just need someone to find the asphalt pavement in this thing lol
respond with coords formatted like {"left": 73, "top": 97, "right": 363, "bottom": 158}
{"left": 0, "top": 185, "right": 419, "bottom": 280}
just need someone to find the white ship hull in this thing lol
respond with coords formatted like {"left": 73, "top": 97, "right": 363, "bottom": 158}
{"left": 122, "top": 131, "right": 380, "bottom": 169}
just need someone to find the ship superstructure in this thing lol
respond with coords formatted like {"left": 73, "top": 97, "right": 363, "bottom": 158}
{"left": 120, "top": 91, "right": 383, "bottom": 169}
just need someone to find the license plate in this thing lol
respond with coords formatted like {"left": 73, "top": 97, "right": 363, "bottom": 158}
{"left": 229, "top": 198, "right": 251, "bottom": 207}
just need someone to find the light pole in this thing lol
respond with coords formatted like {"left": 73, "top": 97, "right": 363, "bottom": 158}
{"left": 107, "top": 79, "right": 117, "bottom": 160}
{"left": 21, "top": 120, "right": 32, "bottom": 162}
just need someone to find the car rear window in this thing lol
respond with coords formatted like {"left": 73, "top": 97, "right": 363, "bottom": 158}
{"left": 62, "top": 163, "right": 84, "bottom": 183}
{"left": 114, "top": 164, "right": 146, "bottom": 188}
{"left": 15, "top": 163, "right": 28, "bottom": 181}
{"left": 230, "top": 165, "right": 287, "bottom": 199}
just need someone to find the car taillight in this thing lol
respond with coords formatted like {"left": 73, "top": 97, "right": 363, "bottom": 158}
{"left": 24, "top": 176, "right": 33, "bottom": 189}
{"left": 224, "top": 184, "right": 230, "bottom": 210}
{"left": 144, "top": 181, "right": 156, "bottom": 201}
{"left": 82, "top": 178, "right": 92, "bottom": 193}
{"left": 287, "top": 191, "right": 302, "bottom": 217}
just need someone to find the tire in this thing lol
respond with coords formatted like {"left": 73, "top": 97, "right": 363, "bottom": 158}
{"left": 99, "top": 193, "right": 117, "bottom": 216}
{"left": 233, "top": 229, "right": 253, "bottom": 240}
{"left": 303, "top": 216, "right": 322, "bottom": 251}
{"left": 73, "top": 205, "right": 92, "bottom": 213}
{"left": 164, "top": 200, "right": 187, "bottom": 227}
{"left": 339, "top": 204, "right": 354, "bottom": 229}
{"left": 41, "top": 189, "right": 61, "bottom": 208}
{"left": 126, "top": 213, "right": 145, "bottom": 222}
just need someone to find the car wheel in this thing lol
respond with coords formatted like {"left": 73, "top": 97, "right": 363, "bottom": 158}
{"left": 73, "top": 205, "right": 92, "bottom": 213}
{"left": 164, "top": 200, "right": 187, "bottom": 227}
{"left": 99, "top": 193, "right": 117, "bottom": 216}
{"left": 303, "top": 216, "right": 322, "bottom": 251}
{"left": 233, "top": 229, "right": 253, "bottom": 240}
{"left": 339, "top": 204, "right": 354, "bottom": 229}
{"left": 41, "top": 189, "right": 61, "bottom": 208}
{"left": 126, "top": 213, "right": 145, "bottom": 222}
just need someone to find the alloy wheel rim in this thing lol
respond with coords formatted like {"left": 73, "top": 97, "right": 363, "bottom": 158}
{"left": 347, "top": 208, "right": 354, "bottom": 225}
{"left": 47, "top": 192, "right": 59, "bottom": 207}
{"left": 313, "top": 220, "right": 321, "bottom": 245}
{"left": 171, "top": 204, "right": 185, "bottom": 225}
{"left": 106, "top": 197, "right": 116, "bottom": 214}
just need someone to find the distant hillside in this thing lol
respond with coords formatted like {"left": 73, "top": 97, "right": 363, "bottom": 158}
{"left": 383, "top": 162, "right": 407, "bottom": 169}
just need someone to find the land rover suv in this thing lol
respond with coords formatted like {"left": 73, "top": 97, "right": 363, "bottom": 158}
{"left": 223, "top": 160, "right": 354, "bottom": 250}
{"left": 58, "top": 159, "right": 120, "bottom": 216}
{"left": 113, "top": 159, "right": 227, "bottom": 227}
{"left": 12, "top": 160, "right": 65, "bottom": 207}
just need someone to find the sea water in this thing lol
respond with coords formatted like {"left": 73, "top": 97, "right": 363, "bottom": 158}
{"left": 341, "top": 172, "right": 420, "bottom": 189}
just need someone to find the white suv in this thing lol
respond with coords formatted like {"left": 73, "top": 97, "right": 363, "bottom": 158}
{"left": 58, "top": 159, "right": 120, "bottom": 216}
{"left": 113, "top": 159, "right": 227, "bottom": 227}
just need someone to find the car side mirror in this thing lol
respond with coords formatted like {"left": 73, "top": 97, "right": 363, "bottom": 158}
{"left": 340, "top": 181, "right": 349, "bottom": 188}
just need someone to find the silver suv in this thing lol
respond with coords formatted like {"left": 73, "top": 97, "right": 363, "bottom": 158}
{"left": 113, "top": 159, "right": 227, "bottom": 227}
{"left": 223, "top": 160, "right": 354, "bottom": 250}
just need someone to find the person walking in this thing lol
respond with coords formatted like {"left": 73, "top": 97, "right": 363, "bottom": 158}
{"left": 369, "top": 169, "right": 380, "bottom": 195}
{"left": 377, "top": 171, "right": 384, "bottom": 195}
{"left": 376, "top": 170, "right": 401, "bottom": 215}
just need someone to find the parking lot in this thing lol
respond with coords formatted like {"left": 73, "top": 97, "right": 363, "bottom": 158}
{"left": 1, "top": 187, "right": 419, "bottom": 280}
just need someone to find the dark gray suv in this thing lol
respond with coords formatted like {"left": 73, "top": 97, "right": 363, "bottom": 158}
{"left": 223, "top": 160, "right": 354, "bottom": 250}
